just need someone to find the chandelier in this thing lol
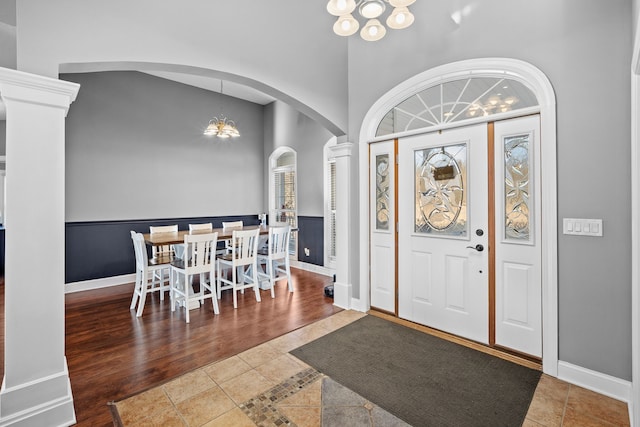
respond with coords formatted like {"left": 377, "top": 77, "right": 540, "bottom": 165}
{"left": 203, "top": 80, "right": 240, "bottom": 138}
{"left": 327, "top": 0, "right": 415, "bottom": 41}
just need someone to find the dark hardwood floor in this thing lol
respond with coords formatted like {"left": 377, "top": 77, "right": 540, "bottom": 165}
{"left": 1, "top": 269, "right": 339, "bottom": 426}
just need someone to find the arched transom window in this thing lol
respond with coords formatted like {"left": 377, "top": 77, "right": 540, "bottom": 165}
{"left": 376, "top": 77, "right": 538, "bottom": 137}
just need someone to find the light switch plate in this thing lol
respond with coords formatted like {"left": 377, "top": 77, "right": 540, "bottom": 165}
{"left": 563, "top": 218, "right": 603, "bottom": 237}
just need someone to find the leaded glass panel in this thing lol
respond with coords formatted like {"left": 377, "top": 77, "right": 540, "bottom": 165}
{"left": 377, "top": 77, "right": 538, "bottom": 137}
{"left": 504, "top": 134, "right": 531, "bottom": 241}
{"left": 375, "top": 154, "right": 390, "bottom": 230}
{"left": 414, "top": 144, "right": 467, "bottom": 236}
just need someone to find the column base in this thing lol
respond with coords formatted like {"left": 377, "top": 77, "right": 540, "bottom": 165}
{"left": 0, "top": 360, "right": 76, "bottom": 426}
{"left": 333, "top": 281, "right": 352, "bottom": 309}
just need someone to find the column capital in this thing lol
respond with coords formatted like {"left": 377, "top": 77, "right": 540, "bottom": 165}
{"left": 0, "top": 67, "right": 79, "bottom": 116}
{"left": 330, "top": 142, "right": 354, "bottom": 158}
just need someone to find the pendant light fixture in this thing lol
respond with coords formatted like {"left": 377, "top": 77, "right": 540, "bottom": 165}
{"left": 327, "top": 0, "right": 415, "bottom": 41}
{"left": 203, "top": 80, "right": 240, "bottom": 139}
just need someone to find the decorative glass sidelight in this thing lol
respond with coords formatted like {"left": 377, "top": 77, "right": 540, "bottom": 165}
{"left": 504, "top": 134, "right": 531, "bottom": 241}
{"left": 414, "top": 143, "right": 467, "bottom": 236}
{"left": 375, "top": 154, "right": 391, "bottom": 230}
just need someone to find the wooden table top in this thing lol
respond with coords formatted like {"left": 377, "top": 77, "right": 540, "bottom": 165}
{"left": 143, "top": 224, "right": 269, "bottom": 246}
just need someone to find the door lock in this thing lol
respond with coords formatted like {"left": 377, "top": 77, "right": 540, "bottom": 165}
{"left": 466, "top": 244, "right": 484, "bottom": 252}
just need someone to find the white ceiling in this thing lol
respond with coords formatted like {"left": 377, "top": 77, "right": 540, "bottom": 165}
{"left": 142, "top": 71, "right": 276, "bottom": 105}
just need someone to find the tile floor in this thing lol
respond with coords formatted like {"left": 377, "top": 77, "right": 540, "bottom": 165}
{"left": 112, "top": 311, "right": 631, "bottom": 426}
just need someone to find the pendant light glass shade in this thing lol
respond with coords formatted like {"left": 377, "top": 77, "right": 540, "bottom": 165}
{"left": 361, "top": 18, "right": 386, "bottom": 41}
{"left": 386, "top": 6, "right": 414, "bottom": 29}
{"left": 327, "top": 0, "right": 356, "bottom": 16}
{"left": 389, "top": 0, "right": 415, "bottom": 7}
{"left": 359, "top": 0, "right": 385, "bottom": 19}
{"left": 333, "top": 14, "right": 360, "bottom": 36}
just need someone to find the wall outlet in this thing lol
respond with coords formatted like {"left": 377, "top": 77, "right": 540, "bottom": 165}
{"left": 304, "top": 248, "right": 310, "bottom": 256}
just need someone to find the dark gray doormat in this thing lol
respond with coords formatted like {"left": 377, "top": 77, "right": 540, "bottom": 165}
{"left": 290, "top": 315, "right": 541, "bottom": 427}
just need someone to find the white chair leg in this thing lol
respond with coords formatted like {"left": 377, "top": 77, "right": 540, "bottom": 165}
{"left": 130, "top": 269, "right": 141, "bottom": 310}
{"left": 185, "top": 275, "right": 190, "bottom": 324}
{"left": 286, "top": 259, "right": 293, "bottom": 292}
{"left": 170, "top": 269, "right": 176, "bottom": 313}
{"left": 232, "top": 267, "right": 238, "bottom": 309}
{"left": 268, "top": 260, "right": 275, "bottom": 299}
{"left": 136, "top": 271, "right": 148, "bottom": 317}
{"left": 252, "top": 263, "right": 261, "bottom": 303}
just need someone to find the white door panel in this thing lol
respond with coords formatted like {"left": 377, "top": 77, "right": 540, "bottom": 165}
{"left": 398, "top": 125, "right": 488, "bottom": 344}
{"left": 370, "top": 140, "right": 396, "bottom": 313}
{"left": 494, "top": 116, "right": 542, "bottom": 357}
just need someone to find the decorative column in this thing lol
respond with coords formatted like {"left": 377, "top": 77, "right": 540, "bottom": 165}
{"left": 0, "top": 68, "right": 79, "bottom": 426}
{"left": 330, "top": 142, "right": 354, "bottom": 309}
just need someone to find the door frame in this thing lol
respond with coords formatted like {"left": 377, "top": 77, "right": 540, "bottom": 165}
{"left": 357, "top": 58, "right": 558, "bottom": 376}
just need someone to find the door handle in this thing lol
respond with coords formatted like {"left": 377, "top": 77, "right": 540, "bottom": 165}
{"left": 466, "top": 244, "right": 484, "bottom": 252}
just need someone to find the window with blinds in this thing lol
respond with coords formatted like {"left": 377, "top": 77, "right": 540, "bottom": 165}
{"left": 328, "top": 160, "right": 336, "bottom": 262}
{"left": 270, "top": 148, "right": 297, "bottom": 256}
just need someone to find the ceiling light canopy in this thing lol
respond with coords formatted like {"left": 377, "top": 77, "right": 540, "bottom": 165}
{"left": 327, "top": 0, "right": 415, "bottom": 41}
{"left": 203, "top": 80, "right": 240, "bottom": 139}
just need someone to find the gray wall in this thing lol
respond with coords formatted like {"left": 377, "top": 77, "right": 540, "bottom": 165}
{"left": 264, "top": 101, "right": 333, "bottom": 217}
{"left": 0, "top": 0, "right": 16, "bottom": 70}
{"left": 62, "top": 71, "right": 265, "bottom": 221}
{"left": 347, "top": 0, "right": 632, "bottom": 380}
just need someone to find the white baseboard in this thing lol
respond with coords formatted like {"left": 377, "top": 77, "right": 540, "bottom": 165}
{"left": 65, "top": 274, "right": 135, "bottom": 294}
{"left": 349, "top": 297, "right": 367, "bottom": 312}
{"left": 558, "top": 360, "right": 632, "bottom": 404}
{"left": 0, "top": 359, "right": 76, "bottom": 426}
{"left": 290, "top": 260, "right": 334, "bottom": 277}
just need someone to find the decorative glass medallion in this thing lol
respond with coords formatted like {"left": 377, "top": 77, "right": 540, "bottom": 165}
{"left": 504, "top": 134, "right": 531, "bottom": 240}
{"left": 375, "top": 154, "right": 390, "bottom": 230}
{"left": 414, "top": 144, "right": 467, "bottom": 236}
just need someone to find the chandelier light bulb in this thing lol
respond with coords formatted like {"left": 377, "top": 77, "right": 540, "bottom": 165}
{"left": 334, "top": 14, "right": 359, "bottom": 36}
{"left": 361, "top": 18, "right": 386, "bottom": 41}
{"left": 387, "top": 6, "right": 414, "bottom": 29}
{"left": 327, "top": 0, "right": 356, "bottom": 16}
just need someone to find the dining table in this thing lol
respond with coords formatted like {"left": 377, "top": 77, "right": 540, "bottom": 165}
{"left": 142, "top": 224, "right": 273, "bottom": 309}
{"left": 142, "top": 224, "right": 270, "bottom": 247}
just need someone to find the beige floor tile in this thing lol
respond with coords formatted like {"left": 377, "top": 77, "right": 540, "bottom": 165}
{"left": 237, "top": 341, "right": 283, "bottom": 368}
{"left": 294, "top": 322, "right": 333, "bottom": 345}
{"left": 524, "top": 391, "right": 564, "bottom": 426}
{"left": 203, "top": 355, "right": 253, "bottom": 384}
{"left": 201, "top": 407, "right": 256, "bottom": 427}
{"left": 278, "top": 406, "right": 321, "bottom": 427}
{"left": 163, "top": 368, "right": 217, "bottom": 404}
{"left": 315, "top": 310, "right": 366, "bottom": 332}
{"left": 254, "top": 353, "right": 307, "bottom": 383}
{"left": 277, "top": 376, "right": 322, "bottom": 407}
{"left": 535, "top": 374, "right": 571, "bottom": 402}
{"left": 175, "top": 386, "right": 236, "bottom": 426}
{"left": 522, "top": 418, "right": 545, "bottom": 427}
{"left": 116, "top": 386, "right": 173, "bottom": 425}
{"left": 269, "top": 330, "right": 309, "bottom": 353}
{"left": 566, "top": 385, "right": 630, "bottom": 426}
{"left": 128, "top": 406, "right": 186, "bottom": 427}
{"left": 219, "top": 369, "right": 275, "bottom": 404}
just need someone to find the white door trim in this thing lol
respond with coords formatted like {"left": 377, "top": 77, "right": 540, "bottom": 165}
{"left": 358, "top": 58, "right": 558, "bottom": 376}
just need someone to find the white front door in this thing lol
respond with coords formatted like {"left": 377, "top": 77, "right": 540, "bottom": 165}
{"left": 398, "top": 124, "right": 489, "bottom": 344}
{"left": 369, "top": 140, "right": 396, "bottom": 313}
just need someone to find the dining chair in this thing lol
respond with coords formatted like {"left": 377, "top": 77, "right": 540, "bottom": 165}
{"left": 130, "top": 231, "right": 170, "bottom": 317}
{"left": 149, "top": 224, "right": 178, "bottom": 297}
{"left": 222, "top": 221, "right": 243, "bottom": 254}
{"left": 170, "top": 232, "right": 219, "bottom": 323}
{"left": 257, "top": 225, "right": 293, "bottom": 298}
{"left": 217, "top": 228, "right": 261, "bottom": 309}
{"left": 189, "top": 223, "right": 213, "bottom": 232}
